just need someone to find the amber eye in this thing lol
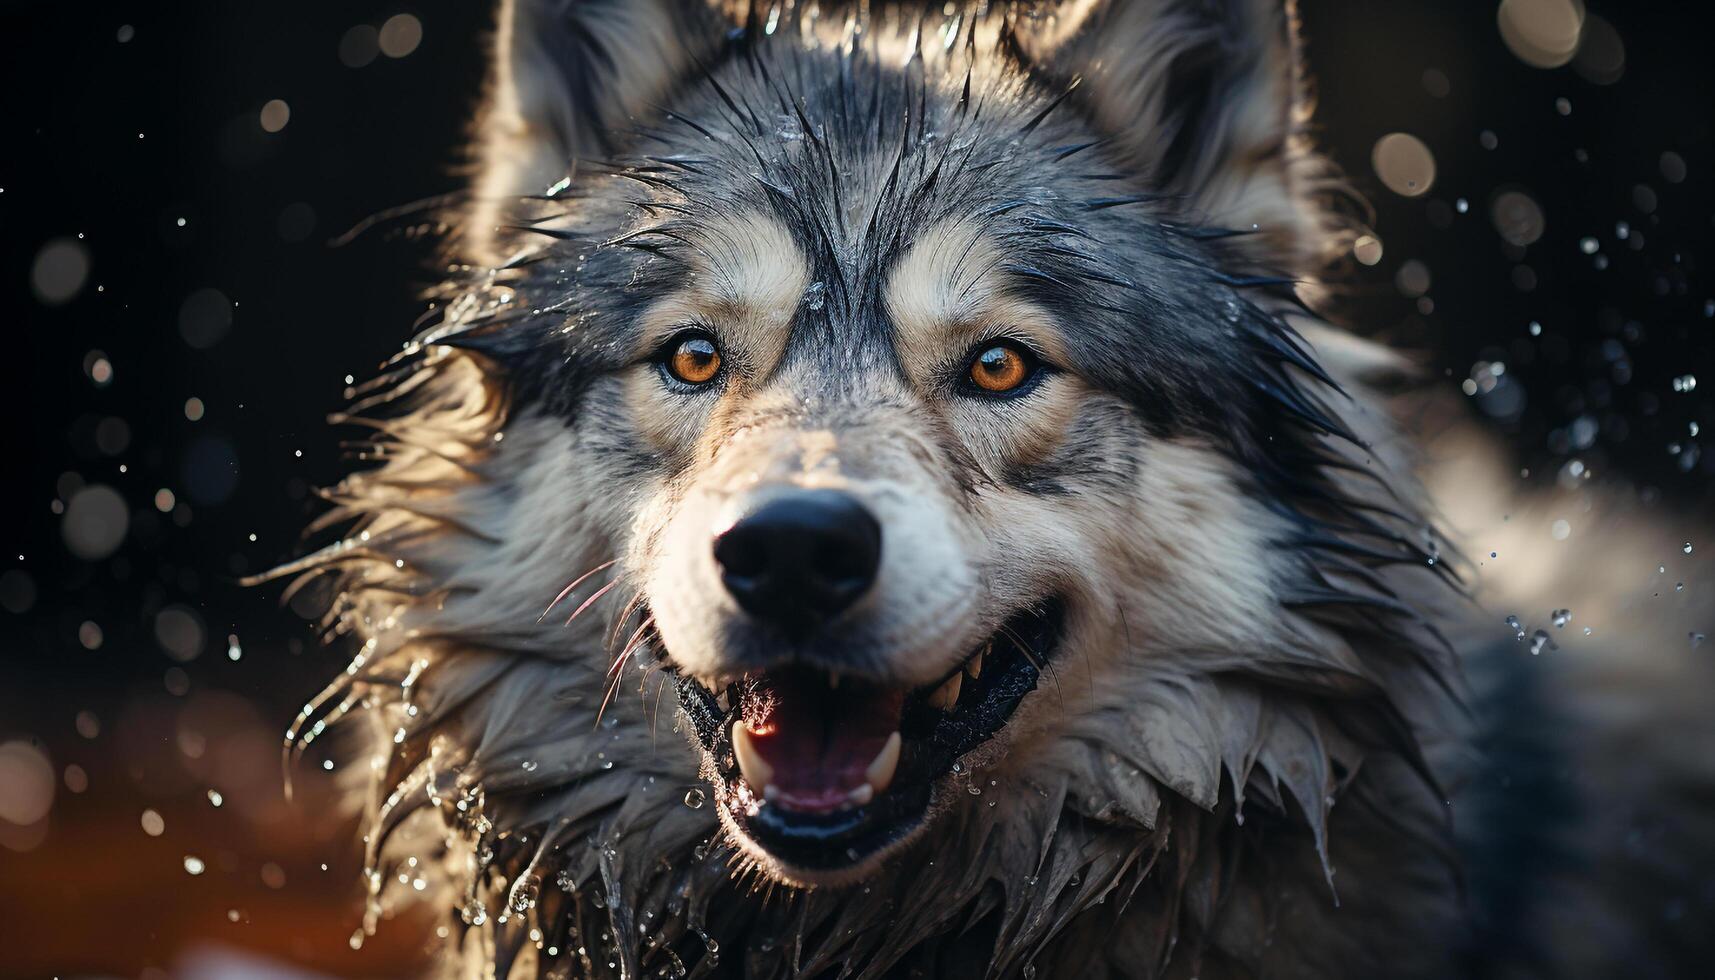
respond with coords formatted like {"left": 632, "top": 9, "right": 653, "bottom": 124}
{"left": 665, "top": 334, "right": 723, "bottom": 386}
{"left": 966, "top": 342, "right": 1034, "bottom": 394}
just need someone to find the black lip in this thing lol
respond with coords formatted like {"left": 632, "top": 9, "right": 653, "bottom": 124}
{"left": 672, "top": 600, "right": 1064, "bottom": 871}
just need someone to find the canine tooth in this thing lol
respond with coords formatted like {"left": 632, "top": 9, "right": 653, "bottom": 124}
{"left": 731, "top": 723, "right": 774, "bottom": 790}
{"left": 966, "top": 646, "right": 987, "bottom": 680}
{"left": 928, "top": 671, "right": 962, "bottom": 710}
{"left": 846, "top": 784, "right": 874, "bottom": 806}
{"left": 865, "top": 732, "right": 902, "bottom": 794}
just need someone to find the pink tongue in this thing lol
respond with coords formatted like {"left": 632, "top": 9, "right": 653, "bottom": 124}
{"left": 743, "top": 671, "right": 903, "bottom": 813}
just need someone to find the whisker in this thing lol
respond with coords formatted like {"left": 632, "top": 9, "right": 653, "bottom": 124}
{"left": 539, "top": 559, "right": 617, "bottom": 623}
{"left": 1000, "top": 621, "right": 1061, "bottom": 698}
{"left": 606, "top": 617, "right": 657, "bottom": 682}
{"left": 563, "top": 578, "right": 622, "bottom": 627}
{"left": 596, "top": 616, "right": 656, "bottom": 729}
{"left": 606, "top": 591, "right": 647, "bottom": 650}
{"left": 646, "top": 667, "right": 670, "bottom": 746}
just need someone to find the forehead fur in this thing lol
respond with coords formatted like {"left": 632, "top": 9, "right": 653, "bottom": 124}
{"left": 479, "top": 31, "right": 1286, "bottom": 439}
{"left": 686, "top": 210, "right": 809, "bottom": 314}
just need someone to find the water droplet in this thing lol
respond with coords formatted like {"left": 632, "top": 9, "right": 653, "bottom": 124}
{"left": 521, "top": 760, "right": 538, "bottom": 772}
{"left": 1551, "top": 608, "right": 1572, "bottom": 628}
{"left": 683, "top": 788, "right": 705, "bottom": 809}
{"left": 1506, "top": 615, "right": 1526, "bottom": 640}
{"left": 1683, "top": 542, "right": 1694, "bottom": 555}
{"left": 206, "top": 789, "right": 223, "bottom": 807}
{"left": 509, "top": 873, "right": 542, "bottom": 912}
{"left": 1529, "top": 630, "right": 1556, "bottom": 656}
{"left": 184, "top": 855, "right": 206, "bottom": 875}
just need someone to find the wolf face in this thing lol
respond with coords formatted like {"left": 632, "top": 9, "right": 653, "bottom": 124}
{"left": 276, "top": 3, "right": 1476, "bottom": 976}
{"left": 476, "top": 5, "right": 1369, "bottom": 886}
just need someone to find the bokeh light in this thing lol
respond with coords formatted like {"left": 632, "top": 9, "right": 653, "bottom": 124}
{"left": 338, "top": 24, "right": 380, "bottom": 68}
{"left": 1490, "top": 189, "right": 1547, "bottom": 246}
{"left": 259, "top": 98, "right": 291, "bottom": 133}
{"left": 1497, "top": 0, "right": 1585, "bottom": 69}
{"left": 1371, "top": 132, "right": 1436, "bottom": 197}
{"left": 0, "top": 740, "right": 55, "bottom": 828}
{"left": 178, "top": 287, "right": 234, "bottom": 349}
{"left": 61, "top": 484, "right": 128, "bottom": 560}
{"left": 378, "top": 14, "right": 423, "bottom": 58}
{"left": 1352, "top": 234, "right": 1384, "bottom": 266}
{"left": 1573, "top": 14, "right": 1626, "bottom": 84}
{"left": 155, "top": 605, "right": 208, "bottom": 663}
{"left": 31, "top": 238, "right": 90, "bottom": 305}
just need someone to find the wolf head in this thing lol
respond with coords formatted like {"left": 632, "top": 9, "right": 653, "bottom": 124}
{"left": 278, "top": 2, "right": 1467, "bottom": 976}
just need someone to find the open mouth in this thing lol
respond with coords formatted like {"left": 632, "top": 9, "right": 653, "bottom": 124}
{"left": 673, "top": 601, "right": 1063, "bottom": 874}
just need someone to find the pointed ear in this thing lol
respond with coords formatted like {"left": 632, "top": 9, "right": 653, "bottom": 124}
{"left": 1021, "top": 0, "right": 1335, "bottom": 271}
{"left": 470, "top": 0, "right": 729, "bottom": 259}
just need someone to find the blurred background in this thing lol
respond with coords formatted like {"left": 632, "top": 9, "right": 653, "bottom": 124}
{"left": 1, "top": 1, "right": 1708, "bottom": 977}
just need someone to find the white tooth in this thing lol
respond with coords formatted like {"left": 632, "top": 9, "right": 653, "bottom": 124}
{"left": 846, "top": 784, "right": 874, "bottom": 806}
{"left": 928, "top": 671, "right": 962, "bottom": 710}
{"left": 865, "top": 731, "right": 902, "bottom": 795}
{"left": 731, "top": 723, "right": 774, "bottom": 790}
{"left": 966, "top": 646, "right": 987, "bottom": 680}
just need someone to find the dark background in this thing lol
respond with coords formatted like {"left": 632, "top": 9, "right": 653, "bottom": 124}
{"left": 1, "top": 2, "right": 1709, "bottom": 977}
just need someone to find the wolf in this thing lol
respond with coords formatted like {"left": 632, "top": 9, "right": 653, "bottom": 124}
{"left": 262, "top": 1, "right": 1715, "bottom": 977}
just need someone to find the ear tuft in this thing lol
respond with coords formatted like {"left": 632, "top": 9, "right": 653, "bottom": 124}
{"left": 470, "top": 0, "right": 730, "bottom": 262}
{"left": 1019, "top": 0, "right": 1342, "bottom": 273}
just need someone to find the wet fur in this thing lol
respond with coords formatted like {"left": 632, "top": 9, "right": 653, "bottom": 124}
{"left": 265, "top": 2, "right": 1715, "bottom": 978}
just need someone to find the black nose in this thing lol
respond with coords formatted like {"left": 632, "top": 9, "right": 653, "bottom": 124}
{"left": 713, "top": 489, "right": 882, "bottom": 633}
